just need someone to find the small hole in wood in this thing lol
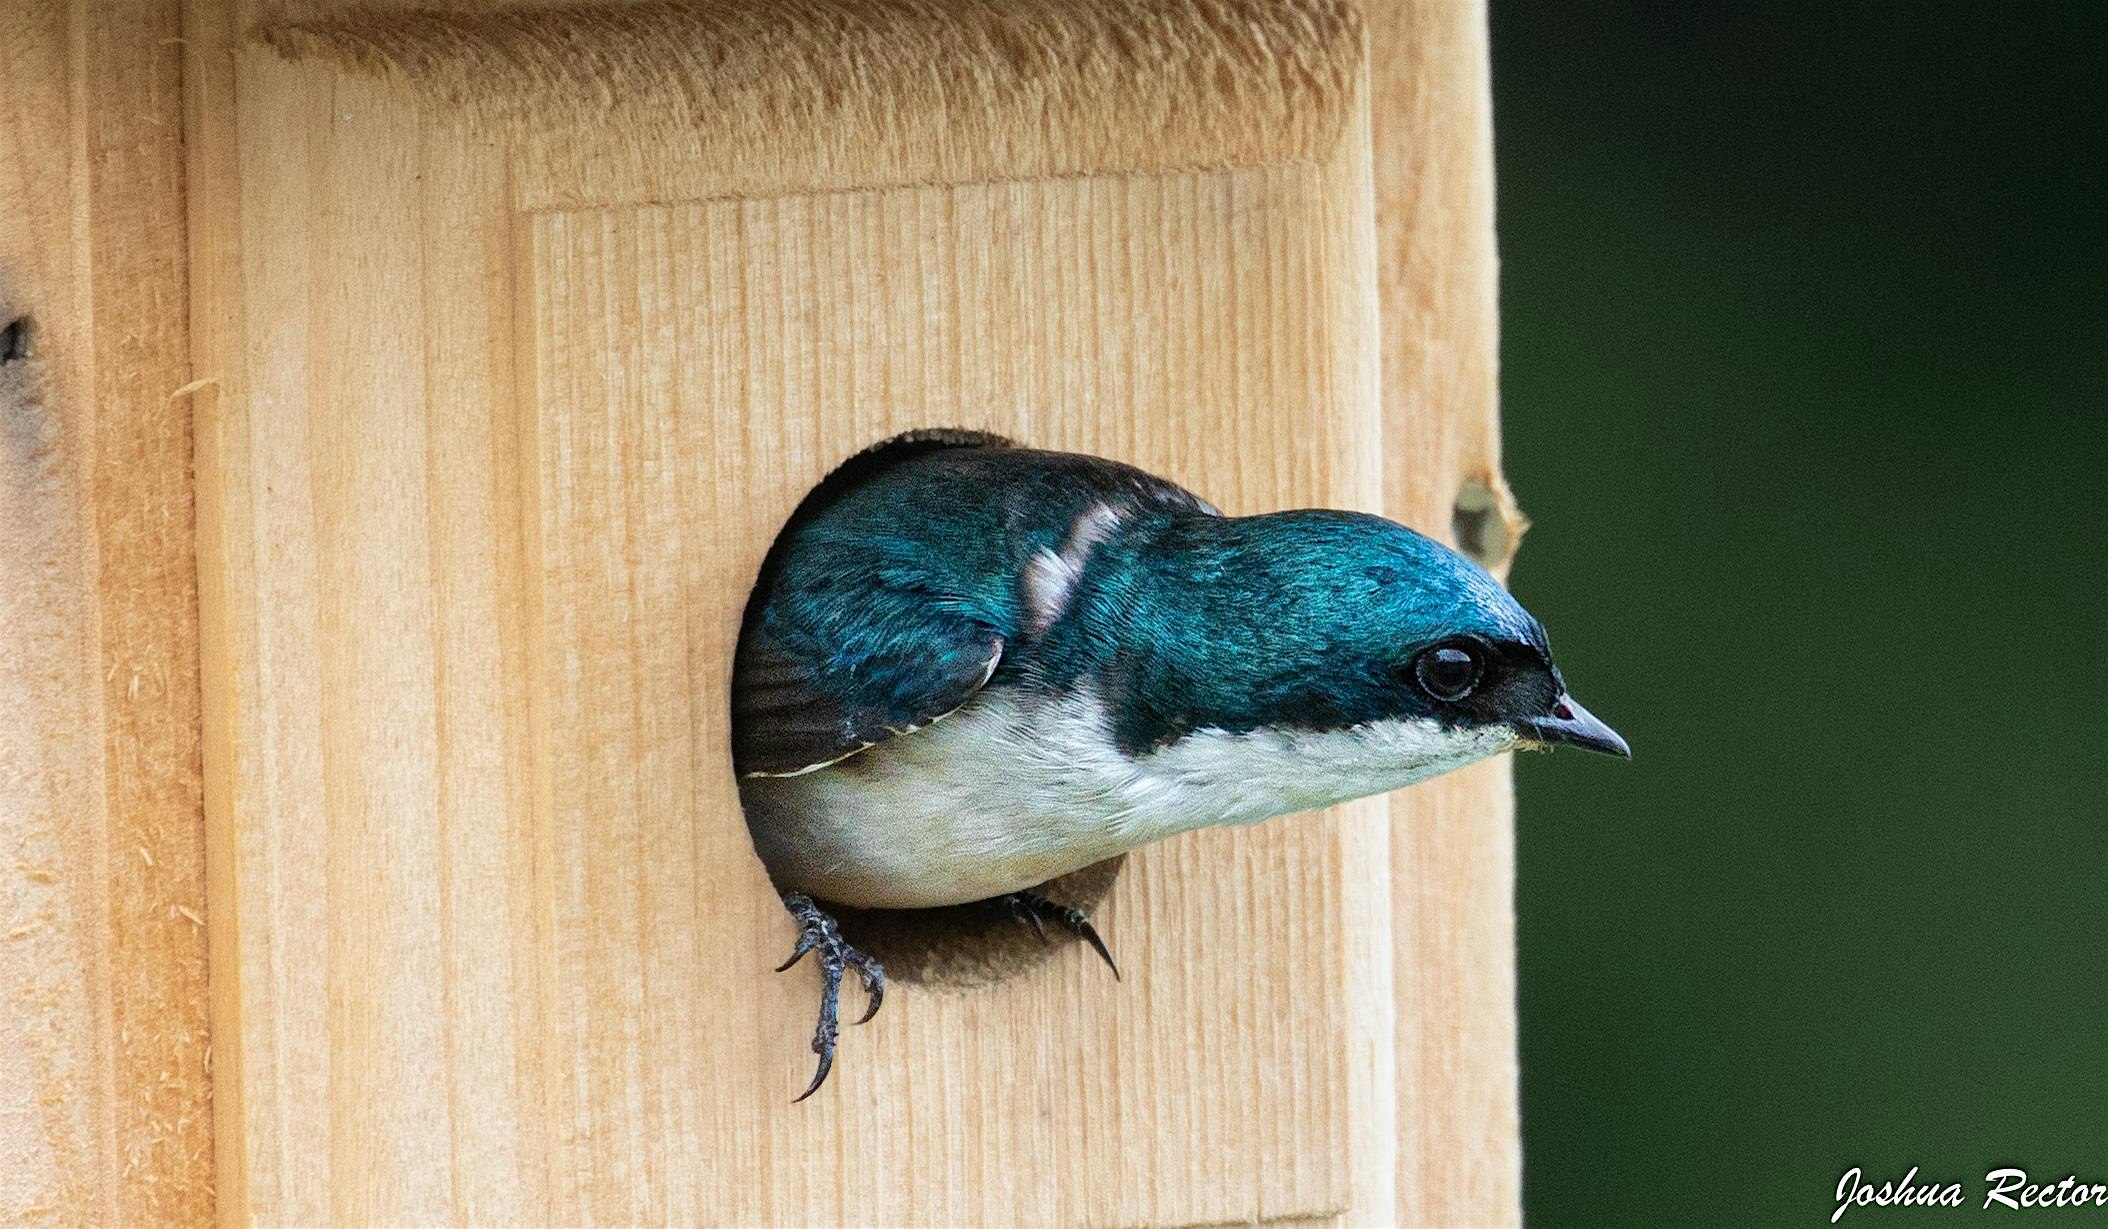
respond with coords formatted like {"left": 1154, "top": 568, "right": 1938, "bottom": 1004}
{"left": 827, "top": 855, "right": 1126, "bottom": 989}
{"left": 736, "top": 427, "right": 1128, "bottom": 988}
{"left": 0, "top": 317, "right": 30, "bottom": 364}
{"left": 1451, "top": 476, "right": 1517, "bottom": 569}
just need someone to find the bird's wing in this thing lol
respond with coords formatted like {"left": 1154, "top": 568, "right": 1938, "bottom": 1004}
{"left": 734, "top": 432, "right": 1021, "bottom": 779}
{"left": 733, "top": 603, "right": 1004, "bottom": 778}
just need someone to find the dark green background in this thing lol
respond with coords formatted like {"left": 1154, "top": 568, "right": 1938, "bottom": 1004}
{"left": 1493, "top": 5, "right": 2107, "bottom": 1225}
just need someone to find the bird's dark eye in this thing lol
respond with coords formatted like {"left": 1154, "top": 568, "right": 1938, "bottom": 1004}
{"left": 1412, "top": 644, "right": 1483, "bottom": 702}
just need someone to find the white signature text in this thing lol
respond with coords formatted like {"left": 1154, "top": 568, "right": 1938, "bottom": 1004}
{"left": 1834, "top": 1167, "right": 2108, "bottom": 1221}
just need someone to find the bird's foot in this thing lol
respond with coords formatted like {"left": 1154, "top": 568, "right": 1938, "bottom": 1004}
{"left": 775, "top": 893, "right": 885, "bottom": 1102}
{"left": 1002, "top": 890, "right": 1121, "bottom": 980}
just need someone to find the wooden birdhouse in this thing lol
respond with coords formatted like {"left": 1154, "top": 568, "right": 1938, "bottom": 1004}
{"left": 0, "top": 1, "right": 1525, "bottom": 1223}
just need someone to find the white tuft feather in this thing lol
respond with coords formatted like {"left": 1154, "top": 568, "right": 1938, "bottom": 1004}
{"left": 1021, "top": 503, "right": 1126, "bottom": 635}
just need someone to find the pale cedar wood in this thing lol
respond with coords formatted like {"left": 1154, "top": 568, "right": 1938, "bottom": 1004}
{"left": 0, "top": 2, "right": 215, "bottom": 1225}
{"left": 1, "top": 0, "right": 1522, "bottom": 1224}
{"left": 1371, "top": 7, "right": 1528, "bottom": 1227}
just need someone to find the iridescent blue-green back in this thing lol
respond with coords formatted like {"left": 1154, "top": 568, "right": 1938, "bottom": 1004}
{"left": 732, "top": 436, "right": 1210, "bottom": 776}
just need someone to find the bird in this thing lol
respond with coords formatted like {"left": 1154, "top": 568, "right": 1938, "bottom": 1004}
{"left": 735, "top": 432, "right": 1628, "bottom": 1100}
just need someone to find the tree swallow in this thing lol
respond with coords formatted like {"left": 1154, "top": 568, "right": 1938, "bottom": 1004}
{"left": 737, "top": 433, "right": 1627, "bottom": 1099}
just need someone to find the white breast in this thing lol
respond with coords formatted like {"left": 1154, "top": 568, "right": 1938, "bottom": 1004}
{"left": 740, "top": 684, "right": 1516, "bottom": 909}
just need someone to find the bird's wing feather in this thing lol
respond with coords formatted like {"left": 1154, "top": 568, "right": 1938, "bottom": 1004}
{"left": 733, "top": 602, "right": 1003, "bottom": 778}
{"left": 734, "top": 432, "right": 1210, "bottom": 777}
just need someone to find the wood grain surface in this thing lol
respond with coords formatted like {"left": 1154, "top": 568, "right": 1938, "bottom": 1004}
{"left": 0, "top": 2, "right": 214, "bottom": 1224}
{"left": 0, "top": 0, "right": 1522, "bottom": 1223}
{"left": 1370, "top": 5, "right": 1529, "bottom": 1226}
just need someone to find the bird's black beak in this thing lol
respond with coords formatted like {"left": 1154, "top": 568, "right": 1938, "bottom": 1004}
{"left": 1513, "top": 693, "right": 1630, "bottom": 758}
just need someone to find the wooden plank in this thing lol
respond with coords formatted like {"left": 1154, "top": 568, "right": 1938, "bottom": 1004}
{"left": 1368, "top": 3, "right": 1528, "bottom": 1225}
{"left": 182, "top": 0, "right": 1523, "bottom": 1223}
{"left": 0, "top": 0, "right": 1525, "bottom": 1223}
{"left": 515, "top": 168, "right": 1378, "bottom": 1226}
{"left": 192, "top": 4, "right": 1380, "bottom": 1225}
{"left": 0, "top": 1, "right": 213, "bottom": 1225}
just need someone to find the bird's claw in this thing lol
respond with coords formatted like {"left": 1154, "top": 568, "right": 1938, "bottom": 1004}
{"left": 1002, "top": 890, "right": 1121, "bottom": 981}
{"left": 1008, "top": 893, "right": 1051, "bottom": 943}
{"left": 776, "top": 893, "right": 885, "bottom": 1102}
{"left": 774, "top": 931, "right": 815, "bottom": 972}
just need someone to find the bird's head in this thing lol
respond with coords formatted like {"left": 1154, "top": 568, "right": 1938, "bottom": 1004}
{"left": 1310, "top": 512, "right": 1629, "bottom": 762}
{"left": 1117, "top": 510, "right": 1626, "bottom": 811}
